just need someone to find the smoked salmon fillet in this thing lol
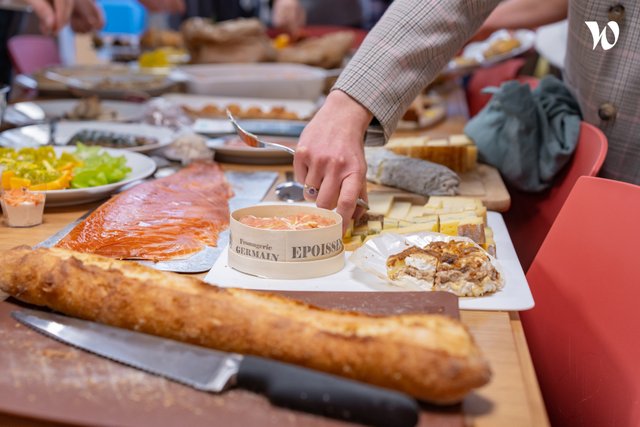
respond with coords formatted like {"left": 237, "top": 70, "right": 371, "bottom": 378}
{"left": 56, "top": 162, "right": 233, "bottom": 260}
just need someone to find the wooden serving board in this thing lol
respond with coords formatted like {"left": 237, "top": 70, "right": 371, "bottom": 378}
{"left": 367, "top": 163, "right": 510, "bottom": 212}
{"left": 0, "top": 292, "right": 464, "bottom": 427}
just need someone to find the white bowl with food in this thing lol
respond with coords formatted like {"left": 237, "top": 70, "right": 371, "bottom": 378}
{"left": 229, "top": 204, "right": 344, "bottom": 279}
{"left": 0, "top": 188, "right": 45, "bottom": 227}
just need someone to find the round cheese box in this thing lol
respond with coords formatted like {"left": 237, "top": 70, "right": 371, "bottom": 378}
{"left": 229, "top": 204, "right": 345, "bottom": 279}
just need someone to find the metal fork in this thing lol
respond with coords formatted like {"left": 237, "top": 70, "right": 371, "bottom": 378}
{"left": 226, "top": 110, "right": 296, "bottom": 155}
{"left": 226, "top": 110, "right": 369, "bottom": 210}
{"left": 48, "top": 116, "right": 59, "bottom": 145}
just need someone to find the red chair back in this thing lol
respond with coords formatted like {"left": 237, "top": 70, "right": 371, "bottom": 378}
{"left": 466, "top": 58, "right": 525, "bottom": 117}
{"left": 8, "top": 35, "right": 61, "bottom": 75}
{"left": 522, "top": 176, "right": 640, "bottom": 427}
{"left": 504, "top": 121, "right": 608, "bottom": 271}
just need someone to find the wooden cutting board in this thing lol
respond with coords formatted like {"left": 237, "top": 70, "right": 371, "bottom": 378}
{"left": 0, "top": 292, "right": 465, "bottom": 427}
{"left": 367, "top": 163, "right": 510, "bottom": 212}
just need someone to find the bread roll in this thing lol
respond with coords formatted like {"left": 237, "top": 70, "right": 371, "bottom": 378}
{"left": 0, "top": 246, "right": 491, "bottom": 404}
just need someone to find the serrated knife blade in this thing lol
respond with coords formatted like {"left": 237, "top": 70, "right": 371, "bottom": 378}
{"left": 12, "top": 309, "right": 240, "bottom": 392}
{"left": 13, "top": 309, "right": 420, "bottom": 427}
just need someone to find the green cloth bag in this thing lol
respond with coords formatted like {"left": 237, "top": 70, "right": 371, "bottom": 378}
{"left": 464, "top": 76, "right": 582, "bottom": 192}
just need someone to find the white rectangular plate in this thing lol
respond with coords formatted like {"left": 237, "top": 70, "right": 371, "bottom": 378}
{"left": 204, "top": 211, "right": 534, "bottom": 311}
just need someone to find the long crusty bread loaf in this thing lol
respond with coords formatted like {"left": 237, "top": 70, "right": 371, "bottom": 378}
{"left": 0, "top": 246, "right": 491, "bottom": 404}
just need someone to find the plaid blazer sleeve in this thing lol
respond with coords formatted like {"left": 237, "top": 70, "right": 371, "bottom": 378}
{"left": 334, "top": 0, "right": 503, "bottom": 139}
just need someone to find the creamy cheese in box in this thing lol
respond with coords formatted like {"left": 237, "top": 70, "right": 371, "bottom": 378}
{"left": 228, "top": 205, "right": 345, "bottom": 279}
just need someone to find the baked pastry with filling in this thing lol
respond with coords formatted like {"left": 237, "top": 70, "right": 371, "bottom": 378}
{"left": 386, "top": 240, "right": 502, "bottom": 297}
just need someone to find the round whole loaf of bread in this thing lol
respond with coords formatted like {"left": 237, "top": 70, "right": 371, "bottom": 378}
{"left": 0, "top": 246, "right": 491, "bottom": 404}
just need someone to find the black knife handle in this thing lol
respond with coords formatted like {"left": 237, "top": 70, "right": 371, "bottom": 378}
{"left": 236, "top": 355, "right": 419, "bottom": 427}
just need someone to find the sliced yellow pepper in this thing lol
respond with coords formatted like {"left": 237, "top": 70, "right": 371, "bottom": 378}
{"left": 28, "top": 183, "right": 48, "bottom": 191}
{"left": 10, "top": 176, "right": 31, "bottom": 190}
{"left": 30, "top": 170, "right": 72, "bottom": 191}
{"left": 2, "top": 170, "right": 14, "bottom": 190}
{"left": 273, "top": 34, "right": 291, "bottom": 49}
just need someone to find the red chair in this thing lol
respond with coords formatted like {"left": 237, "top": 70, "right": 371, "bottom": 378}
{"left": 522, "top": 176, "right": 640, "bottom": 427}
{"left": 8, "top": 35, "right": 61, "bottom": 75}
{"left": 466, "top": 58, "right": 526, "bottom": 117}
{"left": 504, "top": 121, "right": 608, "bottom": 272}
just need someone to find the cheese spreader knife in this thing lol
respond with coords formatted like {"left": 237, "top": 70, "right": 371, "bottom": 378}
{"left": 13, "top": 309, "right": 419, "bottom": 427}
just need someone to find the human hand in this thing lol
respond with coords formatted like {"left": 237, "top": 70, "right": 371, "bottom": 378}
{"left": 137, "top": 0, "right": 185, "bottom": 13}
{"left": 294, "top": 90, "right": 373, "bottom": 232}
{"left": 272, "top": 0, "right": 305, "bottom": 35}
{"left": 71, "top": 0, "right": 104, "bottom": 33}
{"left": 26, "top": 0, "right": 74, "bottom": 35}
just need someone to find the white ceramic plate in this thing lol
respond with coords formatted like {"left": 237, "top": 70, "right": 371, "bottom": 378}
{"left": 162, "top": 93, "right": 318, "bottom": 120}
{"left": 41, "top": 146, "right": 156, "bottom": 207}
{"left": 4, "top": 99, "right": 145, "bottom": 126}
{"left": 16, "top": 64, "right": 132, "bottom": 93}
{"left": 204, "top": 135, "right": 296, "bottom": 165}
{"left": 0, "top": 122, "right": 175, "bottom": 153}
{"left": 445, "top": 29, "right": 536, "bottom": 75}
{"left": 204, "top": 210, "right": 534, "bottom": 311}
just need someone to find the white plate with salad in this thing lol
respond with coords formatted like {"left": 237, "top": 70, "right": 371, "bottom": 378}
{"left": 0, "top": 122, "right": 175, "bottom": 154}
{"left": 0, "top": 145, "right": 156, "bottom": 207}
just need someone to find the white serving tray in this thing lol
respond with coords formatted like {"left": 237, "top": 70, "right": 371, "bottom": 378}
{"left": 173, "top": 63, "right": 329, "bottom": 101}
{"left": 204, "top": 210, "right": 534, "bottom": 311}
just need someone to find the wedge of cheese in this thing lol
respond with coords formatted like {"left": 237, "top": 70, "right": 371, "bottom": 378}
{"left": 381, "top": 220, "right": 439, "bottom": 235}
{"left": 367, "top": 194, "right": 395, "bottom": 216}
{"left": 406, "top": 204, "right": 425, "bottom": 220}
{"left": 439, "top": 212, "right": 480, "bottom": 233}
{"left": 343, "top": 235, "right": 363, "bottom": 252}
{"left": 387, "top": 201, "right": 413, "bottom": 220}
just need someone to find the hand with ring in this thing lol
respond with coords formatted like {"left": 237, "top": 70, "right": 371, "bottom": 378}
{"left": 303, "top": 184, "right": 319, "bottom": 199}
{"left": 294, "top": 90, "right": 373, "bottom": 232}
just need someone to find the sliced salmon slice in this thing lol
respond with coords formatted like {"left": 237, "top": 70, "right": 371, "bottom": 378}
{"left": 57, "top": 162, "right": 233, "bottom": 261}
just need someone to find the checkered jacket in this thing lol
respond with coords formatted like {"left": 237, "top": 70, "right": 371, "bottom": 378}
{"left": 335, "top": 0, "right": 640, "bottom": 184}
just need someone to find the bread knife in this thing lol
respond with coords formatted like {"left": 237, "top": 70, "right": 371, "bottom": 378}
{"left": 13, "top": 309, "right": 419, "bottom": 427}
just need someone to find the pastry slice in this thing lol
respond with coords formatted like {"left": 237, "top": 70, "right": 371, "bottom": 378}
{"left": 386, "top": 240, "right": 503, "bottom": 297}
{"left": 431, "top": 241, "right": 502, "bottom": 297}
{"left": 386, "top": 246, "right": 438, "bottom": 287}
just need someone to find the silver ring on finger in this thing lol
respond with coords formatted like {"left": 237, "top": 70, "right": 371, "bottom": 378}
{"left": 303, "top": 184, "right": 319, "bottom": 199}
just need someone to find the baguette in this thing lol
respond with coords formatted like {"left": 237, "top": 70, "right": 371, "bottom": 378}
{"left": 0, "top": 246, "right": 491, "bottom": 404}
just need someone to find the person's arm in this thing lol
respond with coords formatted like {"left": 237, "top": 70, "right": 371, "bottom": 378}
{"left": 481, "top": 0, "right": 568, "bottom": 33}
{"left": 71, "top": 0, "right": 104, "bottom": 33}
{"left": 25, "top": 0, "right": 74, "bottom": 34}
{"left": 294, "top": 0, "right": 502, "bottom": 228}
{"left": 272, "top": 0, "right": 306, "bottom": 34}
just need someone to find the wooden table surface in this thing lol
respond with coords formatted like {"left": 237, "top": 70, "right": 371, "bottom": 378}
{"left": 0, "top": 161, "right": 548, "bottom": 427}
{"left": 0, "top": 80, "right": 543, "bottom": 426}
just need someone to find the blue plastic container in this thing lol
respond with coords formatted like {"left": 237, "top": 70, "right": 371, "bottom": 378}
{"left": 97, "top": 0, "right": 148, "bottom": 36}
